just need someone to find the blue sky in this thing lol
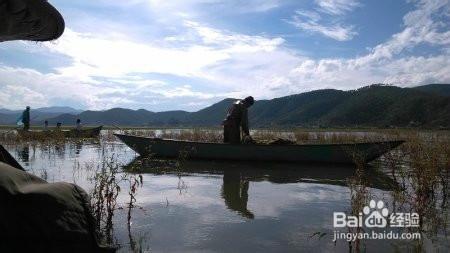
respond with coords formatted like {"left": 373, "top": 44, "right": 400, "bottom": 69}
{"left": 0, "top": 0, "right": 449, "bottom": 111}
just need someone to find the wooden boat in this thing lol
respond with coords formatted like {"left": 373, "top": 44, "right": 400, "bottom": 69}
{"left": 17, "top": 126, "right": 103, "bottom": 139}
{"left": 114, "top": 134, "right": 405, "bottom": 164}
{"left": 63, "top": 126, "right": 103, "bottom": 138}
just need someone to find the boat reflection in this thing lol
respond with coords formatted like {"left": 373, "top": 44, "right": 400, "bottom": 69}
{"left": 123, "top": 158, "right": 397, "bottom": 219}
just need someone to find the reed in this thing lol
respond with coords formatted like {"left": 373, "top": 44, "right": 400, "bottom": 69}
{"left": 377, "top": 130, "right": 450, "bottom": 246}
{"left": 88, "top": 155, "right": 124, "bottom": 245}
{"left": 347, "top": 154, "right": 370, "bottom": 253}
{"left": 86, "top": 154, "right": 144, "bottom": 246}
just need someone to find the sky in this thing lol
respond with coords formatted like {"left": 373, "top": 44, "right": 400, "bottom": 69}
{"left": 0, "top": 0, "right": 449, "bottom": 111}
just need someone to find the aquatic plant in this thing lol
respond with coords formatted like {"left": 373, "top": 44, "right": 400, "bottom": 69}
{"left": 88, "top": 155, "right": 124, "bottom": 245}
{"left": 347, "top": 155, "right": 370, "bottom": 253}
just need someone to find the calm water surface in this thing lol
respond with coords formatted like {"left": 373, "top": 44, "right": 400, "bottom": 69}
{"left": 3, "top": 131, "right": 449, "bottom": 252}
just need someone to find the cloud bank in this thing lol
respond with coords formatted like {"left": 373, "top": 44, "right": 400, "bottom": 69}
{"left": 0, "top": 0, "right": 449, "bottom": 111}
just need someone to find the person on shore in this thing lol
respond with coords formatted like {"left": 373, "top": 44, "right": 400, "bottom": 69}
{"left": 44, "top": 120, "right": 49, "bottom": 131}
{"left": 22, "top": 106, "right": 30, "bottom": 131}
{"left": 76, "top": 119, "right": 82, "bottom": 131}
{"left": 56, "top": 122, "right": 62, "bottom": 130}
{"left": 223, "top": 96, "right": 255, "bottom": 144}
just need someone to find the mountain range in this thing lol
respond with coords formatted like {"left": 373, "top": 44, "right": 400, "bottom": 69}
{"left": 2, "top": 84, "right": 449, "bottom": 128}
{"left": 0, "top": 106, "right": 83, "bottom": 126}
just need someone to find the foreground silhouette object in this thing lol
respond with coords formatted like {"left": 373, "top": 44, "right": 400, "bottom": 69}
{"left": 0, "top": 2, "right": 112, "bottom": 251}
{"left": 0, "top": 145, "right": 114, "bottom": 252}
{"left": 0, "top": 0, "right": 65, "bottom": 42}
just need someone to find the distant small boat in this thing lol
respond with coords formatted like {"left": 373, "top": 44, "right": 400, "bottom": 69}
{"left": 63, "top": 126, "right": 103, "bottom": 138}
{"left": 17, "top": 126, "right": 103, "bottom": 138}
{"left": 115, "top": 134, "right": 404, "bottom": 164}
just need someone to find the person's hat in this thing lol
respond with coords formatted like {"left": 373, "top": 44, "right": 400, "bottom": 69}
{"left": 243, "top": 96, "right": 254, "bottom": 106}
{"left": 0, "top": 0, "right": 65, "bottom": 42}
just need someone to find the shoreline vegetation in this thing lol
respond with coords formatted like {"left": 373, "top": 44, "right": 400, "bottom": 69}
{"left": 2, "top": 126, "right": 449, "bottom": 147}
{"left": 2, "top": 124, "right": 450, "bottom": 133}
{"left": 1, "top": 124, "right": 449, "bottom": 131}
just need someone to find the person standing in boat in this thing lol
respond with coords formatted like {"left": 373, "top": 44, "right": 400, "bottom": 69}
{"left": 76, "top": 119, "right": 82, "bottom": 131}
{"left": 21, "top": 106, "right": 31, "bottom": 131}
{"left": 223, "top": 96, "right": 254, "bottom": 144}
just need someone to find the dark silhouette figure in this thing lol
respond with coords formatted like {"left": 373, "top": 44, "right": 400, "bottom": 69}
{"left": 76, "top": 118, "right": 82, "bottom": 130}
{"left": 22, "top": 106, "right": 30, "bottom": 131}
{"left": 223, "top": 96, "right": 254, "bottom": 144}
{"left": 44, "top": 120, "right": 49, "bottom": 131}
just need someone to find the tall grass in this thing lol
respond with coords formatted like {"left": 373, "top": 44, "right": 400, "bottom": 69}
{"left": 387, "top": 132, "right": 449, "bottom": 239}
{"left": 118, "top": 128, "right": 404, "bottom": 144}
{"left": 86, "top": 154, "right": 144, "bottom": 247}
{"left": 88, "top": 155, "right": 124, "bottom": 245}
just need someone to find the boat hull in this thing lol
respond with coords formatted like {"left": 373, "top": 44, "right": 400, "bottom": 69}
{"left": 115, "top": 134, "right": 404, "bottom": 164}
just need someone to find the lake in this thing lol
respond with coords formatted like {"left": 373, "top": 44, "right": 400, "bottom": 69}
{"left": 2, "top": 129, "right": 449, "bottom": 252}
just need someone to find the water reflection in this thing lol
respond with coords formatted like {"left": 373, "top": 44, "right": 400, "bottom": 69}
{"left": 17, "top": 145, "right": 29, "bottom": 163}
{"left": 124, "top": 158, "right": 398, "bottom": 221}
{"left": 125, "top": 159, "right": 398, "bottom": 188}
{"left": 222, "top": 170, "right": 254, "bottom": 219}
{"left": 75, "top": 141, "right": 83, "bottom": 155}
{"left": 55, "top": 143, "right": 65, "bottom": 160}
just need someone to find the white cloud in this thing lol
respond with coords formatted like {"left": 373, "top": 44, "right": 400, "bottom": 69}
{"left": 154, "top": 85, "right": 215, "bottom": 99}
{"left": 1, "top": 0, "right": 449, "bottom": 111}
{"left": 0, "top": 65, "right": 98, "bottom": 109}
{"left": 0, "top": 64, "right": 221, "bottom": 110}
{"left": 146, "top": 0, "right": 282, "bottom": 13}
{"left": 315, "top": 0, "right": 360, "bottom": 15}
{"left": 2, "top": 17, "right": 297, "bottom": 110}
{"left": 288, "top": 1, "right": 360, "bottom": 41}
{"left": 353, "top": 0, "right": 450, "bottom": 67}
{"left": 42, "top": 22, "right": 293, "bottom": 101}
{"left": 287, "top": 0, "right": 450, "bottom": 90}
{"left": 383, "top": 55, "right": 450, "bottom": 85}
{"left": 43, "top": 23, "right": 287, "bottom": 81}
{"left": 288, "top": 13, "right": 357, "bottom": 41}
{"left": 183, "top": 21, "right": 285, "bottom": 52}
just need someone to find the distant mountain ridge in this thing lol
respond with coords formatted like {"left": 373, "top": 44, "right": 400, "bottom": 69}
{"left": 412, "top": 84, "right": 450, "bottom": 97}
{"left": 0, "top": 106, "right": 82, "bottom": 115}
{"left": 2, "top": 84, "right": 449, "bottom": 128}
{"left": 0, "top": 106, "right": 82, "bottom": 125}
